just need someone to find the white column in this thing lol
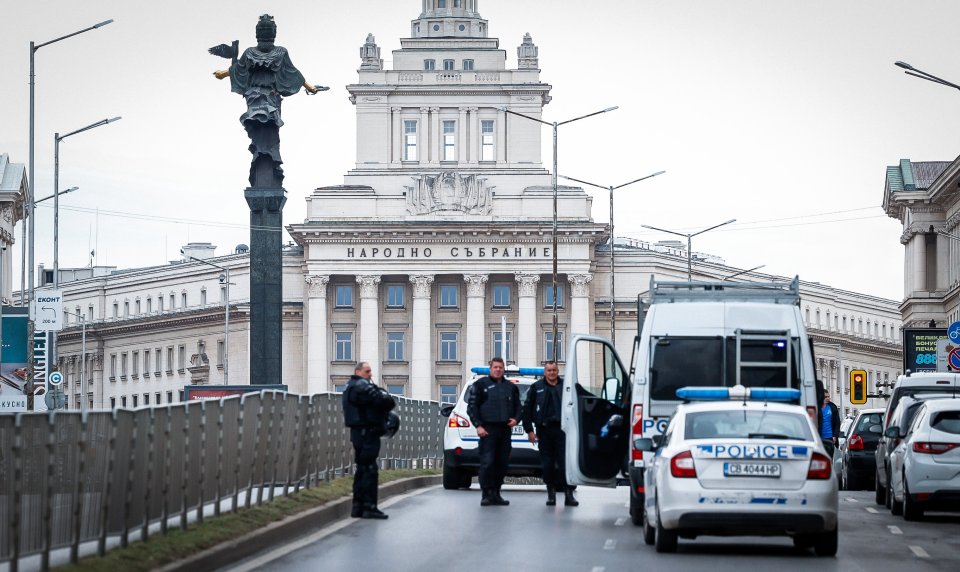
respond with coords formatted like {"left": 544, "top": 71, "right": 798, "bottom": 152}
{"left": 569, "top": 274, "right": 593, "bottom": 380}
{"left": 357, "top": 275, "right": 382, "bottom": 380}
{"left": 305, "top": 275, "right": 330, "bottom": 394}
{"left": 497, "top": 108, "right": 507, "bottom": 165}
{"left": 464, "top": 274, "right": 488, "bottom": 378}
{"left": 410, "top": 275, "right": 435, "bottom": 401}
{"left": 431, "top": 107, "right": 441, "bottom": 165}
{"left": 391, "top": 106, "right": 402, "bottom": 165}
{"left": 469, "top": 107, "right": 480, "bottom": 165}
{"left": 914, "top": 232, "right": 927, "bottom": 293}
{"left": 419, "top": 107, "right": 430, "bottom": 163}
{"left": 515, "top": 273, "right": 540, "bottom": 366}
{"left": 458, "top": 107, "right": 468, "bottom": 164}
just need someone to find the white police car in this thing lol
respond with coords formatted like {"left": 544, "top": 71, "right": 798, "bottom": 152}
{"left": 637, "top": 386, "right": 839, "bottom": 555}
{"left": 439, "top": 367, "right": 543, "bottom": 490}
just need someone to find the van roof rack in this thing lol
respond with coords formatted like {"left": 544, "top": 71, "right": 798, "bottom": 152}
{"left": 649, "top": 276, "right": 800, "bottom": 306}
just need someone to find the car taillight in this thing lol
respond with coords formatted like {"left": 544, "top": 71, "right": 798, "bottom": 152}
{"left": 631, "top": 404, "right": 645, "bottom": 460}
{"left": 807, "top": 452, "right": 832, "bottom": 480}
{"left": 806, "top": 406, "right": 817, "bottom": 424}
{"left": 670, "top": 451, "right": 696, "bottom": 478}
{"left": 448, "top": 413, "right": 470, "bottom": 428}
{"left": 849, "top": 434, "right": 864, "bottom": 451}
{"left": 913, "top": 442, "right": 959, "bottom": 455}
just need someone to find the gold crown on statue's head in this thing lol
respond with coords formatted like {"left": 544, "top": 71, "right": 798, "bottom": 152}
{"left": 256, "top": 14, "right": 277, "bottom": 42}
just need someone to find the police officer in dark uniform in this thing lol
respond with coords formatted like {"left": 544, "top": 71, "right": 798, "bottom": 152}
{"left": 523, "top": 360, "right": 578, "bottom": 507}
{"left": 342, "top": 361, "right": 396, "bottom": 519}
{"left": 467, "top": 357, "right": 521, "bottom": 507}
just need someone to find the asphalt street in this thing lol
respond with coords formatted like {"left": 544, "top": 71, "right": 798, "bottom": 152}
{"left": 228, "top": 485, "right": 960, "bottom": 572}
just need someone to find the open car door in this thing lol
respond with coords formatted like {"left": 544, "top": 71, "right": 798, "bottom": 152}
{"left": 563, "top": 334, "right": 630, "bottom": 487}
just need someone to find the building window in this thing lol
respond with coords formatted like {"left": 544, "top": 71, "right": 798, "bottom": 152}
{"left": 443, "top": 120, "right": 456, "bottom": 160}
{"left": 177, "top": 345, "right": 186, "bottom": 371}
{"left": 454, "top": 0, "right": 461, "bottom": 7}
{"left": 423, "top": 59, "right": 436, "bottom": 70}
{"left": 443, "top": 59, "right": 455, "bottom": 71}
{"left": 404, "top": 120, "right": 418, "bottom": 161}
{"left": 121, "top": 396, "right": 127, "bottom": 408}
{"left": 545, "top": 285, "right": 565, "bottom": 309}
{"left": 110, "top": 354, "right": 117, "bottom": 380}
{"left": 178, "top": 389, "right": 184, "bottom": 403}
{"left": 387, "top": 332, "right": 405, "bottom": 361}
{"left": 144, "top": 350, "right": 151, "bottom": 376}
{"left": 155, "top": 392, "right": 161, "bottom": 404}
{"left": 135, "top": 300, "right": 141, "bottom": 315}
{"left": 481, "top": 120, "right": 495, "bottom": 161}
{"left": 123, "top": 302, "right": 130, "bottom": 318}
{"left": 166, "top": 391, "right": 173, "bottom": 404}
{"left": 155, "top": 348, "right": 162, "bottom": 375}
{"left": 132, "top": 394, "right": 138, "bottom": 408}
{"left": 386, "top": 285, "right": 405, "bottom": 308}
{"left": 201, "top": 289, "right": 207, "bottom": 306}
{"left": 438, "top": 0, "right": 446, "bottom": 8}
{"left": 110, "top": 397, "right": 116, "bottom": 409}
{"left": 166, "top": 346, "right": 174, "bottom": 372}
{"left": 147, "top": 298, "right": 153, "bottom": 313}
{"left": 440, "top": 385, "right": 458, "bottom": 404}
{"left": 440, "top": 285, "right": 459, "bottom": 308}
{"left": 336, "top": 285, "right": 354, "bottom": 308}
{"left": 387, "top": 385, "right": 405, "bottom": 396}
{"left": 221, "top": 285, "right": 227, "bottom": 303}
{"left": 170, "top": 294, "right": 176, "bottom": 310}
{"left": 132, "top": 351, "right": 139, "bottom": 376}
{"left": 463, "top": 59, "right": 474, "bottom": 70}
{"left": 121, "top": 352, "right": 128, "bottom": 378}
{"left": 112, "top": 303, "right": 119, "bottom": 319}
{"left": 493, "top": 331, "right": 512, "bottom": 361}
{"left": 217, "top": 340, "right": 225, "bottom": 367}
{"left": 335, "top": 332, "right": 354, "bottom": 361}
{"left": 144, "top": 393, "right": 150, "bottom": 406}
{"left": 88, "top": 305, "right": 94, "bottom": 321}
{"left": 493, "top": 285, "right": 511, "bottom": 308}
{"left": 158, "top": 296, "right": 164, "bottom": 312}
{"left": 545, "top": 332, "right": 565, "bottom": 362}
{"left": 440, "top": 332, "right": 459, "bottom": 361}
{"left": 182, "top": 292, "right": 188, "bottom": 308}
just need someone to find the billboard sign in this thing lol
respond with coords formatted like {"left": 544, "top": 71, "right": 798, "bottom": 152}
{"left": 0, "top": 307, "right": 30, "bottom": 411}
{"left": 903, "top": 328, "right": 947, "bottom": 373}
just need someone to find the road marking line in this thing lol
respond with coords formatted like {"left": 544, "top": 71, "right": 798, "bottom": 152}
{"left": 614, "top": 517, "right": 626, "bottom": 526}
{"left": 603, "top": 539, "right": 616, "bottom": 550}
{"left": 228, "top": 486, "right": 438, "bottom": 572}
{"left": 866, "top": 507, "right": 879, "bottom": 514}
{"left": 888, "top": 525, "right": 902, "bottom": 535}
{"left": 845, "top": 497, "right": 858, "bottom": 503}
{"left": 909, "top": 545, "right": 930, "bottom": 559}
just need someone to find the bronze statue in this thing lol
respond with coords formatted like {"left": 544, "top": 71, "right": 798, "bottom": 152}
{"left": 211, "top": 14, "right": 328, "bottom": 187}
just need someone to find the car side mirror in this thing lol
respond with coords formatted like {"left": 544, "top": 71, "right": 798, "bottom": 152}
{"left": 884, "top": 426, "right": 899, "bottom": 439}
{"left": 652, "top": 434, "right": 664, "bottom": 448}
{"left": 634, "top": 438, "right": 655, "bottom": 452}
{"left": 439, "top": 404, "right": 454, "bottom": 417}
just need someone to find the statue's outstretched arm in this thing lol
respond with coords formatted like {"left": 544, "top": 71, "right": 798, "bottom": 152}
{"left": 214, "top": 69, "right": 230, "bottom": 80}
{"left": 304, "top": 81, "right": 329, "bottom": 95}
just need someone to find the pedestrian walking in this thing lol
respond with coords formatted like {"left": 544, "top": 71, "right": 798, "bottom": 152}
{"left": 819, "top": 391, "right": 840, "bottom": 457}
{"left": 342, "top": 361, "right": 396, "bottom": 519}
{"left": 467, "top": 357, "right": 521, "bottom": 507}
{"left": 523, "top": 361, "right": 578, "bottom": 507}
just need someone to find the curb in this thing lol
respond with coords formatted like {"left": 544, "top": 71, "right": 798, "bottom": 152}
{"left": 158, "top": 474, "right": 442, "bottom": 572}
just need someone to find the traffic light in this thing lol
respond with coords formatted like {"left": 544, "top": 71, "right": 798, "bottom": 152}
{"left": 850, "top": 369, "right": 867, "bottom": 405}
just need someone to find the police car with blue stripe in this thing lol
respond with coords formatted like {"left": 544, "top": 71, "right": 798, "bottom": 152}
{"left": 439, "top": 367, "right": 543, "bottom": 490}
{"left": 636, "top": 386, "right": 838, "bottom": 555}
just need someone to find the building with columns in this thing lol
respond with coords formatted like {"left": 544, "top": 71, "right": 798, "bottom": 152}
{"left": 30, "top": 1, "right": 902, "bottom": 415}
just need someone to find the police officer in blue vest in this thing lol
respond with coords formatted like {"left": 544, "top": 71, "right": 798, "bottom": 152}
{"left": 467, "top": 357, "right": 521, "bottom": 507}
{"left": 342, "top": 361, "right": 396, "bottom": 519}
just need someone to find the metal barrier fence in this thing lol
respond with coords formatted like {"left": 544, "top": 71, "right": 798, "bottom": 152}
{"left": 0, "top": 391, "right": 443, "bottom": 570}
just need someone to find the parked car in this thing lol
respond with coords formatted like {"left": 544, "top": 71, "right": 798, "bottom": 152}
{"left": 838, "top": 408, "right": 883, "bottom": 490}
{"left": 888, "top": 398, "right": 960, "bottom": 520}
{"left": 833, "top": 416, "right": 855, "bottom": 484}
{"left": 876, "top": 393, "right": 956, "bottom": 506}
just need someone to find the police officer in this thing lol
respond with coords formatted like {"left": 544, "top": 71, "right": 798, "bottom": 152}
{"left": 523, "top": 361, "right": 578, "bottom": 507}
{"left": 342, "top": 361, "right": 396, "bottom": 519}
{"left": 467, "top": 357, "right": 521, "bottom": 507}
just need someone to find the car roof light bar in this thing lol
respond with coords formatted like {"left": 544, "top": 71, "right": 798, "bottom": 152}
{"left": 676, "top": 386, "right": 801, "bottom": 402}
{"left": 470, "top": 367, "right": 545, "bottom": 376}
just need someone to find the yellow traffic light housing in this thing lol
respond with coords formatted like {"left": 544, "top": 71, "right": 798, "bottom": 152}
{"left": 850, "top": 369, "right": 867, "bottom": 405}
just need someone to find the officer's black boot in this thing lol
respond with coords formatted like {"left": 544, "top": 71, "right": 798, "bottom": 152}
{"left": 480, "top": 489, "right": 493, "bottom": 507}
{"left": 546, "top": 486, "right": 557, "bottom": 506}
{"left": 492, "top": 488, "right": 510, "bottom": 506}
{"left": 361, "top": 506, "right": 388, "bottom": 519}
{"left": 564, "top": 488, "right": 579, "bottom": 507}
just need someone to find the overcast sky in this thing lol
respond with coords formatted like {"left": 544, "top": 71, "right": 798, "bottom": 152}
{"left": 3, "top": 0, "right": 960, "bottom": 302}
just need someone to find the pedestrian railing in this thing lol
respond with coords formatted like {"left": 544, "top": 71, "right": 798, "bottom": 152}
{"left": 0, "top": 391, "right": 443, "bottom": 570}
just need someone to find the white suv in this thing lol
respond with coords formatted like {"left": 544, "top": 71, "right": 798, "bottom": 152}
{"left": 440, "top": 367, "right": 543, "bottom": 490}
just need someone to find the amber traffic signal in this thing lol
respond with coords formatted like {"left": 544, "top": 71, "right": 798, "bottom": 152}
{"left": 850, "top": 369, "right": 867, "bottom": 405}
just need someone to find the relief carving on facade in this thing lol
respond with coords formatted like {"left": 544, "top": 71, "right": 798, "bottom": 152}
{"left": 356, "top": 275, "right": 382, "bottom": 298}
{"left": 568, "top": 273, "right": 593, "bottom": 297}
{"left": 515, "top": 273, "right": 541, "bottom": 297}
{"left": 464, "top": 274, "right": 489, "bottom": 297}
{"left": 305, "top": 274, "right": 330, "bottom": 297}
{"left": 409, "top": 274, "right": 435, "bottom": 298}
{"left": 405, "top": 172, "right": 494, "bottom": 215}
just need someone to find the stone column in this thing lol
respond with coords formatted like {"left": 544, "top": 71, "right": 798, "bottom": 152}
{"left": 357, "top": 275, "right": 382, "bottom": 380}
{"left": 515, "top": 273, "right": 540, "bottom": 366}
{"left": 458, "top": 107, "right": 468, "bottom": 163}
{"left": 391, "top": 106, "right": 402, "bottom": 165}
{"left": 497, "top": 108, "right": 507, "bottom": 164}
{"left": 305, "top": 275, "right": 330, "bottom": 394}
{"left": 431, "top": 107, "right": 441, "bottom": 165}
{"left": 469, "top": 107, "right": 480, "bottom": 165}
{"left": 410, "top": 275, "right": 435, "bottom": 401}
{"left": 914, "top": 232, "right": 927, "bottom": 293}
{"left": 419, "top": 107, "right": 430, "bottom": 163}
{"left": 570, "top": 273, "right": 594, "bottom": 379}
{"left": 464, "top": 274, "right": 488, "bottom": 378}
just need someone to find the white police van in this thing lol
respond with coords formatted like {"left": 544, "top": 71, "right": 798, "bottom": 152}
{"left": 561, "top": 278, "right": 820, "bottom": 526}
{"left": 440, "top": 366, "right": 543, "bottom": 490}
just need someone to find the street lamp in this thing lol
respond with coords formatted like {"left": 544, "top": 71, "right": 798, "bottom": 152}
{"left": 35, "top": 186, "right": 78, "bottom": 204}
{"left": 496, "top": 105, "right": 618, "bottom": 352}
{"left": 26, "top": 18, "right": 113, "bottom": 412}
{"left": 51, "top": 117, "right": 121, "bottom": 364}
{"left": 560, "top": 170, "right": 665, "bottom": 346}
{"left": 895, "top": 61, "right": 960, "bottom": 91}
{"left": 641, "top": 218, "right": 737, "bottom": 282}
{"left": 183, "top": 253, "right": 232, "bottom": 384}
